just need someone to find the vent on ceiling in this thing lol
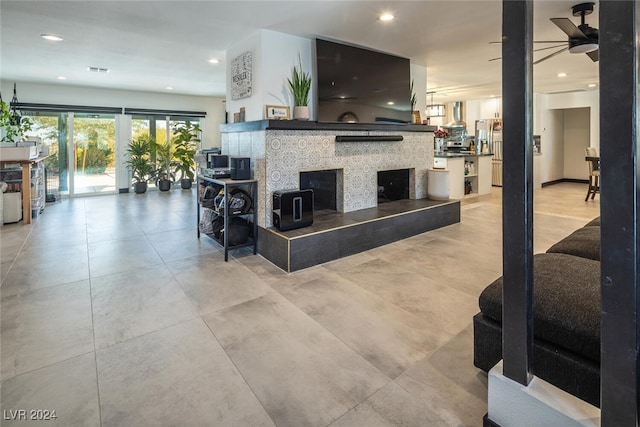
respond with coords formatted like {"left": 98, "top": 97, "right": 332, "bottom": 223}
{"left": 87, "top": 66, "right": 110, "bottom": 73}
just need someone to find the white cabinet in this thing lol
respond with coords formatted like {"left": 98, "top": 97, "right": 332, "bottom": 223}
{"left": 433, "top": 154, "right": 493, "bottom": 200}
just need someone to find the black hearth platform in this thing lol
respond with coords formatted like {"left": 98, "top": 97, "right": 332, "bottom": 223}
{"left": 258, "top": 198, "right": 460, "bottom": 272}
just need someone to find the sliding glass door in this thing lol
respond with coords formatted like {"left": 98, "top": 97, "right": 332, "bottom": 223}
{"left": 72, "top": 114, "right": 116, "bottom": 195}
{"left": 24, "top": 111, "right": 117, "bottom": 197}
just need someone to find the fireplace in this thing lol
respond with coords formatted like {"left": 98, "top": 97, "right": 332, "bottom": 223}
{"left": 378, "top": 169, "right": 410, "bottom": 203}
{"left": 300, "top": 169, "right": 341, "bottom": 211}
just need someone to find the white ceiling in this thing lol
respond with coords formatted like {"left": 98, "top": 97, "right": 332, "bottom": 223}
{"left": 0, "top": 0, "right": 599, "bottom": 104}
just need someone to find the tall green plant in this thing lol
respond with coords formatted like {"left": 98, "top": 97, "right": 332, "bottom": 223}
{"left": 410, "top": 80, "right": 417, "bottom": 112}
{"left": 172, "top": 122, "right": 201, "bottom": 182}
{"left": 153, "top": 139, "right": 175, "bottom": 183}
{"left": 287, "top": 55, "right": 311, "bottom": 107}
{"left": 124, "top": 135, "right": 154, "bottom": 183}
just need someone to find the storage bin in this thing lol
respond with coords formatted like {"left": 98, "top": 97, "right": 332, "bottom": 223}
{"left": 3, "top": 192, "right": 22, "bottom": 223}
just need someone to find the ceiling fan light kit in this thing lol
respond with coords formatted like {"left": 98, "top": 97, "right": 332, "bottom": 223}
{"left": 491, "top": 2, "right": 599, "bottom": 65}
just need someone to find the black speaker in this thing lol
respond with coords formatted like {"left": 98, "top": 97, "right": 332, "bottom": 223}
{"left": 230, "top": 157, "right": 251, "bottom": 180}
{"left": 272, "top": 189, "right": 314, "bottom": 231}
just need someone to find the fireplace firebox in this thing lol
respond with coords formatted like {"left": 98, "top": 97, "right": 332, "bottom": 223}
{"left": 378, "top": 169, "right": 410, "bottom": 203}
{"left": 300, "top": 169, "right": 339, "bottom": 211}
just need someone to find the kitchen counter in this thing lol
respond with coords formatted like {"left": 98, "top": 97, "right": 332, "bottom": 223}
{"left": 432, "top": 153, "right": 493, "bottom": 199}
{"left": 435, "top": 151, "right": 494, "bottom": 158}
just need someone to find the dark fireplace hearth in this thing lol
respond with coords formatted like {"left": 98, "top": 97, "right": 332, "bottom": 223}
{"left": 300, "top": 170, "right": 338, "bottom": 211}
{"left": 378, "top": 169, "right": 410, "bottom": 203}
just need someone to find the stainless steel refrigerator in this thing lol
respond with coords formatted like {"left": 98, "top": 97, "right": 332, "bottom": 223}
{"left": 475, "top": 119, "right": 503, "bottom": 186}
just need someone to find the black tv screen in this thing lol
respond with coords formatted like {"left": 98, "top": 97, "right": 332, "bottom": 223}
{"left": 315, "top": 39, "right": 411, "bottom": 124}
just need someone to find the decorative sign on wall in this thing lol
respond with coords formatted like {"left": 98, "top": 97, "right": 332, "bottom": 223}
{"left": 231, "top": 52, "right": 253, "bottom": 100}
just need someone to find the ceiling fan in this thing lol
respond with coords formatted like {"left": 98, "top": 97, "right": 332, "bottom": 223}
{"left": 489, "top": 2, "right": 599, "bottom": 65}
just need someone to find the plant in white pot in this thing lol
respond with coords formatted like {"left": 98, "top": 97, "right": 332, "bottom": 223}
{"left": 287, "top": 55, "right": 311, "bottom": 120}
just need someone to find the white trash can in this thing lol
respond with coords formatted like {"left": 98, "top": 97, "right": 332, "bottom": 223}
{"left": 427, "top": 169, "right": 450, "bottom": 201}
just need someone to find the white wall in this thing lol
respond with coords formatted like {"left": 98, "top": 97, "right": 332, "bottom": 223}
{"left": 563, "top": 108, "right": 590, "bottom": 180}
{"left": 225, "top": 30, "right": 312, "bottom": 122}
{"left": 225, "top": 30, "right": 427, "bottom": 124}
{"left": 464, "top": 90, "right": 597, "bottom": 184}
{"left": 1, "top": 80, "right": 225, "bottom": 148}
{"left": 411, "top": 64, "right": 427, "bottom": 121}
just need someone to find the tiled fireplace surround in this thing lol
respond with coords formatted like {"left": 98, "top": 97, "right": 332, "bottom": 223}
{"left": 220, "top": 121, "right": 436, "bottom": 229}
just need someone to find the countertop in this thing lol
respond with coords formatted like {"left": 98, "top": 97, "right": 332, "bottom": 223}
{"left": 220, "top": 120, "right": 437, "bottom": 133}
{"left": 434, "top": 151, "right": 494, "bottom": 158}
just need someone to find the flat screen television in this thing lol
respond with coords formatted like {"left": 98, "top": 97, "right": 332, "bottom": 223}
{"left": 315, "top": 38, "right": 411, "bottom": 124}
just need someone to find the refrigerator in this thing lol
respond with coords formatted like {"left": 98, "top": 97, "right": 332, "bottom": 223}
{"left": 475, "top": 119, "right": 503, "bottom": 187}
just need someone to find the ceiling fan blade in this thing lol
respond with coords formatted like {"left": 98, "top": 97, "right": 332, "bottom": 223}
{"left": 490, "top": 40, "right": 568, "bottom": 44}
{"left": 489, "top": 44, "right": 567, "bottom": 62}
{"left": 550, "top": 17, "right": 587, "bottom": 39}
{"left": 586, "top": 49, "right": 599, "bottom": 62}
{"left": 533, "top": 46, "right": 569, "bottom": 65}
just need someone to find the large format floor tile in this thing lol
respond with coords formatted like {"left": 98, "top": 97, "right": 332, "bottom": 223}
{"left": 1, "top": 245, "right": 90, "bottom": 296}
{"left": 0, "top": 183, "right": 599, "bottom": 427}
{"left": 91, "top": 265, "right": 197, "bottom": 348}
{"left": 96, "top": 318, "right": 274, "bottom": 427}
{"left": 277, "top": 272, "right": 441, "bottom": 378}
{"left": 0, "top": 353, "right": 100, "bottom": 427}
{"left": 167, "top": 253, "right": 271, "bottom": 316}
{"left": 1, "top": 280, "right": 94, "bottom": 378}
{"left": 204, "top": 291, "right": 390, "bottom": 427}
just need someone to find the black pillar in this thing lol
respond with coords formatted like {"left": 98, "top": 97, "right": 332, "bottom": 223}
{"left": 501, "top": 0, "right": 534, "bottom": 386}
{"left": 599, "top": 1, "right": 639, "bottom": 425}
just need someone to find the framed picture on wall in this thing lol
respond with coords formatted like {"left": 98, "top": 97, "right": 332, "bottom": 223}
{"left": 265, "top": 105, "right": 290, "bottom": 120}
{"left": 231, "top": 51, "right": 252, "bottom": 100}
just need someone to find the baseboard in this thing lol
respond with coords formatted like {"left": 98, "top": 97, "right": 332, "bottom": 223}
{"left": 119, "top": 188, "right": 129, "bottom": 193}
{"left": 483, "top": 414, "right": 501, "bottom": 427}
{"left": 541, "top": 178, "right": 588, "bottom": 187}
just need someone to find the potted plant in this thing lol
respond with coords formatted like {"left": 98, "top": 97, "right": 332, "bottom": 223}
{"left": 153, "top": 139, "right": 174, "bottom": 191}
{"left": 287, "top": 55, "right": 311, "bottom": 120}
{"left": 0, "top": 97, "right": 33, "bottom": 143}
{"left": 410, "top": 80, "right": 418, "bottom": 123}
{"left": 172, "top": 121, "right": 201, "bottom": 189}
{"left": 125, "top": 135, "right": 154, "bottom": 194}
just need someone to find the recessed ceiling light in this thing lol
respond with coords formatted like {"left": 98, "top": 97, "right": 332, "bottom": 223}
{"left": 208, "top": 58, "right": 220, "bottom": 64}
{"left": 41, "top": 33, "right": 63, "bottom": 41}
{"left": 387, "top": 101, "right": 394, "bottom": 105}
{"left": 57, "top": 76, "right": 67, "bottom": 80}
{"left": 557, "top": 72, "right": 567, "bottom": 78}
{"left": 165, "top": 86, "right": 174, "bottom": 91}
{"left": 379, "top": 13, "right": 394, "bottom": 22}
{"left": 588, "top": 83, "right": 597, "bottom": 88}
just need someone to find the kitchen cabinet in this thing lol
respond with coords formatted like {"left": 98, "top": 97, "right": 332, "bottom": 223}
{"left": 433, "top": 153, "right": 492, "bottom": 200}
{"left": 196, "top": 176, "right": 257, "bottom": 261}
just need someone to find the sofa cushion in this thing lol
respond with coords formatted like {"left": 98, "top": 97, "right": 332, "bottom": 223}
{"left": 546, "top": 226, "right": 600, "bottom": 261}
{"left": 584, "top": 217, "right": 600, "bottom": 227}
{"left": 478, "top": 253, "right": 601, "bottom": 362}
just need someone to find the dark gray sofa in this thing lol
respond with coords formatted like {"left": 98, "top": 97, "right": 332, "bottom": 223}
{"left": 473, "top": 217, "right": 601, "bottom": 407}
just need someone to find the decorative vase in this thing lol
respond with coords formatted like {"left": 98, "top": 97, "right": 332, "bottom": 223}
{"left": 293, "top": 106, "right": 310, "bottom": 120}
{"left": 435, "top": 138, "right": 445, "bottom": 153}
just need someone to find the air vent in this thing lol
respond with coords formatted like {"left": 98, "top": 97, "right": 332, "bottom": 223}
{"left": 87, "top": 66, "right": 110, "bottom": 73}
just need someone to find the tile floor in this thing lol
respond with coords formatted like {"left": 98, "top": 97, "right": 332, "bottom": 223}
{"left": 0, "top": 183, "right": 599, "bottom": 427}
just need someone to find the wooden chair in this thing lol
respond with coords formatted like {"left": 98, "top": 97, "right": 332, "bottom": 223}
{"left": 585, "top": 147, "right": 599, "bottom": 201}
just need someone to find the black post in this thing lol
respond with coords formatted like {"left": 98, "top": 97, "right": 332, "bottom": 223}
{"left": 501, "top": 0, "right": 534, "bottom": 386}
{"left": 599, "top": 1, "right": 639, "bottom": 425}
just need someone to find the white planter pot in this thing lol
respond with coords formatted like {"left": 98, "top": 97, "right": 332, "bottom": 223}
{"left": 293, "top": 106, "right": 310, "bottom": 121}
